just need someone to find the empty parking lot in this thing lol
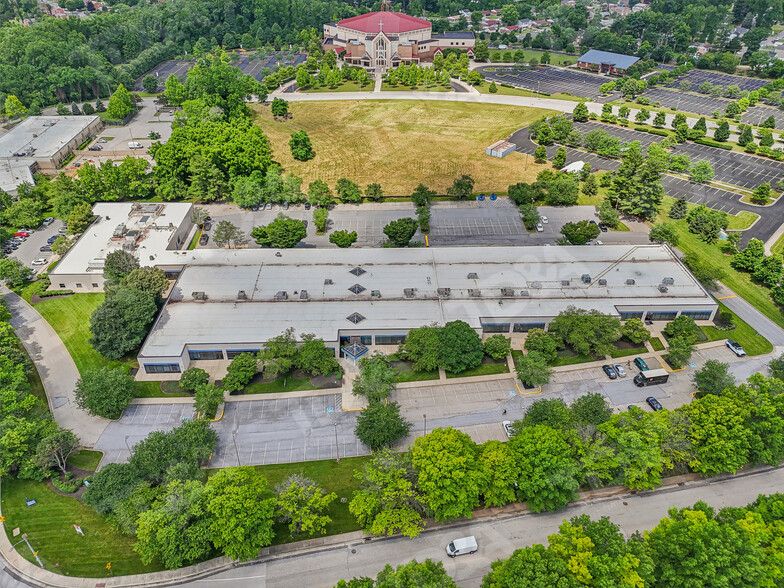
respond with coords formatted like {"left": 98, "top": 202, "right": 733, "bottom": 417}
{"left": 742, "top": 106, "right": 784, "bottom": 130}
{"left": 642, "top": 87, "right": 732, "bottom": 116}
{"left": 475, "top": 66, "right": 612, "bottom": 100}
{"left": 668, "top": 70, "right": 767, "bottom": 92}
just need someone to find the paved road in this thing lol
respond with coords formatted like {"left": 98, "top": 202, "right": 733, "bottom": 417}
{"left": 3, "top": 291, "right": 107, "bottom": 447}
{"left": 197, "top": 466, "right": 784, "bottom": 588}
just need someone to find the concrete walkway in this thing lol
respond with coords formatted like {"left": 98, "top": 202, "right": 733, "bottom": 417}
{"left": 3, "top": 290, "right": 108, "bottom": 447}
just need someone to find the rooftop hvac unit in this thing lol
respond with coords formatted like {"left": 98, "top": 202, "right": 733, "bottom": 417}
{"left": 300, "top": 290, "right": 308, "bottom": 300}
{"left": 626, "top": 279, "right": 636, "bottom": 285}
{"left": 437, "top": 288, "right": 451, "bottom": 297}
{"left": 468, "top": 289, "right": 481, "bottom": 297}
{"left": 87, "top": 259, "right": 105, "bottom": 269}
{"left": 658, "top": 284, "right": 668, "bottom": 293}
{"left": 324, "top": 279, "right": 333, "bottom": 285}
{"left": 42, "top": 120, "right": 56, "bottom": 127}
{"left": 237, "top": 290, "right": 247, "bottom": 300}
{"left": 467, "top": 272, "right": 478, "bottom": 279}
{"left": 274, "top": 291, "right": 288, "bottom": 300}
{"left": 371, "top": 290, "right": 381, "bottom": 298}
{"left": 501, "top": 288, "right": 515, "bottom": 297}
{"left": 404, "top": 288, "right": 416, "bottom": 298}
{"left": 520, "top": 290, "right": 530, "bottom": 297}
{"left": 581, "top": 274, "right": 591, "bottom": 284}
{"left": 662, "top": 277, "right": 675, "bottom": 285}
{"left": 113, "top": 224, "right": 126, "bottom": 238}
{"left": 561, "top": 280, "right": 570, "bottom": 286}
{"left": 192, "top": 291, "right": 207, "bottom": 301}
{"left": 530, "top": 281, "right": 542, "bottom": 289}
{"left": 598, "top": 279, "right": 608, "bottom": 286}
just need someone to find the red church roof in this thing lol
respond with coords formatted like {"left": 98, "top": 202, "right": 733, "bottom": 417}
{"left": 337, "top": 11, "right": 431, "bottom": 34}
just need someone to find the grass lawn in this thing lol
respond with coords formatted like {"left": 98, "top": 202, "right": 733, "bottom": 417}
{"left": 393, "top": 363, "right": 440, "bottom": 383}
{"left": 612, "top": 221, "right": 631, "bottom": 232}
{"left": 234, "top": 456, "right": 372, "bottom": 544}
{"left": 67, "top": 450, "right": 103, "bottom": 471}
{"left": 726, "top": 211, "right": 758, "bottom": 231}
{"left": 657, "top": 201, "right": 784, "bottom": 330}
{"left": 475, "top": 82, "right": 536, "bottom": 97}
{"left": 32, "top": 294, "right": 177, "bottom": 398}
{"left": 608, "top": 345, "right": 646, "bottom": 359}
{"left": 243, "top": 375, "right": 319, "bottom": 394}
{"left": 445, "top": 360, "right": 510, "bottom": 379}
{"left": 1, "top": 477, "right": 163, "bottom": 577}
{"left": 487, "top": 50, "right": 578, "bottom": 66}
{"left": 551, "top": 349, "right": 595, "bottom": 367}
{"left": 701, "top": 302, "right": 773, "bottom": 356}
{"left": 187, "top": 228, "right": 202, "bottom": 250}
{"left": 649, "top": 336, "right": 665, "bottom": 351}
{"left": 302, "top": 80, "right": 373, "bottom": 93}
{"left": 252, "top": 100, "right": 556, "bottom": 194}
{"left": 771, "top": 232, "right": 784, "bottom": 256}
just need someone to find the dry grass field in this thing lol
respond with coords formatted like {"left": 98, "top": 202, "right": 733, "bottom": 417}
{"left": 253, "top": 100, "right": 556, "bottom": 194}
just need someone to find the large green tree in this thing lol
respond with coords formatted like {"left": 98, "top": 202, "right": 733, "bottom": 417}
{"left": 355, "top": 401, "right": 411, "bottom": 451}
{"left": 89, "top": 288, "right": 157, "bottom": 360}
{"left": 74, "top": 367, "right": 136, "bottom": 419}
{"left": 275, "top": 474, "right": 336, "bottom": 536}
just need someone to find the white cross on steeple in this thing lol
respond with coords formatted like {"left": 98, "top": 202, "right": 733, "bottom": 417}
{"left": 379, "top": 18, "right": 383, "bottom": 32}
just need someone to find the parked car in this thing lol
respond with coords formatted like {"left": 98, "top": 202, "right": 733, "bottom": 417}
{"left": 199, "top": 234, "right": 209, "bottom": 246}
{"left": 39, "top": 246, "right": 52, "bottom": 252}
{"left": 613, "top": 363, "right": 626, "bottom": 377}
{"left": 265, "top": 203, "right": 273, "bottom": 210}
{"left": 42, "top": 217, "right": 54, "bottom": 227}
{"left": 502, "top": 420, "right": 516, "bottom": 438}
{"left": 250, "top": 205, "right": 259, "bottom": 211}
{"left": 97, "top": 138, "right": 107, "bottom": 143}
{"left": 14, "top": 231, "right": 29, "bottom": 237}
{"left": 726, "top": 339, "right": 746, "bottom": 357}
{"left": 47, "top": 236, "right": 58, "bottom": 244}
{"left": 304, "top": 202, "right": 311, "bottom": 210}
{"left": 282, "top": 201, "right": 289, "bottom": 210}
{"left": 646, "top": 396, "right": 664, "bottom": 411}
{"left": 203, "top": 222, "right": 212, "bottom": 231}
{"left": 540, "top": 216, "right": 548, "bottom": 224}
{"left": 536, "top": 223, "right": 544, "bottom": 232}
{"left": 58, "top": 226, "right": 68, "bottom": 234}
{"left": 7, "top": 243, "right": 18, "bottom": 250}
{"left": 634, "top": 357, "right": 649, "bottom": 371}
{"left": 302, "top": 220, "right": 308, "bottom": 229}
{"left": 31, "top": 258, "right": 47, "bottom": 266}
{"left": 594, "top": 240, "right": 603, "bottom": 245}
{"left": 598, "top": 222, "right": 608, "bottom": 232}
{"left": 88, "top": 145, "right": 102, "bottom": 151}
{"left": 446, "top": 536, "right": 478, "bottom": 558}
{"left": 602, "top": 364, "right": 617, "bottom": 380}
{"left": 589, "top": 220, "right": 597, "bottom": 225}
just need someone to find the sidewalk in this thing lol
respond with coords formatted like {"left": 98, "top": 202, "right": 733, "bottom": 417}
{"left": 2, "top": 290, "right": 108, "bottom": 447}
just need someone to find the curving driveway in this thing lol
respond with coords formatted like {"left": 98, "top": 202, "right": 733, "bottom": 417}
{"left": 3, "top": 290, "right": 107, "bottom": 447}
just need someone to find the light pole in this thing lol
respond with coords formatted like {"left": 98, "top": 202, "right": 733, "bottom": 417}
{"left": 232, "top": 430, "right": 240, "bottom": 466}
{"left": 123, "top": 435, "right": 131, "bottom": 454}
{"left": 334, "top": 421, "right": 340, "bottom": 463}
{"left": 423, "top": 413, "right": 427, "bottom": 436}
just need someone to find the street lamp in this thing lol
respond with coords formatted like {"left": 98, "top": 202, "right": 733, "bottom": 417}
{"left": 334, "top": 421, "right": 340, "bottom": 463}
{"left": 232, "top": 430, "right": 240, "bottom": 466}
{"left": 123, "top": 435, "right": 131, "bottom": 454}
{"left": 423, "top": 413, "right": 427, "bottom": 436}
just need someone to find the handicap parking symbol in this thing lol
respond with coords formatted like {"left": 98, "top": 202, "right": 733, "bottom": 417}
{"left": 326, "top": 406, "right": 334, "bottom": 413}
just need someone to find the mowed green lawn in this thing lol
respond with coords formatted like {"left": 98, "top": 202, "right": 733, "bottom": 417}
{"left": 1, "top": 477, "right": 163, "bottom": 577}
{"left": 32, "top": 294, "right": 174, "bottom": 397}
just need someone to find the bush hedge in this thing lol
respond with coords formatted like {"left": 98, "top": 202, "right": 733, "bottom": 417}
{"left": 695, "top": 138, "right": 733, "bottom": 150}
{"left": 37, "top": 289, "right": 74, "bottom": 298}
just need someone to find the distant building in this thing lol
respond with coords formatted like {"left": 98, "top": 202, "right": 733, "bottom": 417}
{"left": 323, "top": 3, "right": 474, "bottom": 73}
{"left": 0, "top": 116, "right": 102, "bottom": 171}
{"left": 577, "top": 49, "right": 640, "bottom": 75}
{"left": 0, "top": 160, "right": 35, "bottom": 196}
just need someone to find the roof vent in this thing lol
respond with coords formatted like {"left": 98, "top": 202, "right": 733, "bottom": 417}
{"left": 561, "top": 280, "right": 570, "bottom": 286}
{"left": 437, "top": 288, "right": 451, "bottom": 297}
{"left": 324, "top": 279, "right": 333, "bottom": 285}
{"left": 626, "top": 279, "right": 636, "bottom": 285}
{"left": 274, "top": 291, "right": 288, "bottom": 300}
{"left": 468, "top": 289, "right": 481, "bottom": 297}
{"left": 349, "top": 267, "right": 366, "bottom": 277}
{"left": 348, "top": 283, "right": 366, "bottom": 295}
{"left": 192, "top": 291, "right": 207, "bottom": 301}
{"left": 346, "top": 312, "right": 365, "bottom": 324}
{"left": 467, "top": 272, "right": 478, "bottom": 279}
{"left": 371, "top": 290, "right": 381, "bottom": 298}
{"left": 581, "top": 274, "right": 591, "bottom": 284}
{"left": 404, "top": 288, "right": 416, "bottom": 298}
{"left": 237, "top": 290, "right": 247, "bottom": 300}
{"left": 300, "top": 290, "right": 308, "bottom": 300}
{"left": 662, "top": 277, "right": 675, "bottom": 285}
{"left": 520, "top": 290, "right": 530, "bottom": 297}
{"left": 598, "top": 279, "right": 607, "bottom": 286}
{"left": 530, "top": 281, "right": 542, "bottom": 289}
{"left": 501, "top": 288, "right": 515, "bottom": 297}
{"left": 658, "top": 284, "right": 668, "bottom": 293}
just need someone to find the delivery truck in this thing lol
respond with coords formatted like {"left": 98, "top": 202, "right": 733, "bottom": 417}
{"left": 634, "top": 368, "right": 669, "bottom": 387}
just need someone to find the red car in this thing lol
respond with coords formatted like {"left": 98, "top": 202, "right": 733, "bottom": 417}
{"left": 14, "top": 231, "right": 29, "bottom": 237}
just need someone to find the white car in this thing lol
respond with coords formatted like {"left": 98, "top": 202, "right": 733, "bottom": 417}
{"left": 31, "top": 258, "right": 48, "bottom": 266}
{"left": 595, "top": 240, "right": 603, "bottom": 245}
{"left": 502, "top": 420, "right": 516, "bottom": 438}
{"left": 536, "top": 223, "right": 544, "bottom": 232}
{"left": 541, "top": 216, "right": 549, "bottom": 224}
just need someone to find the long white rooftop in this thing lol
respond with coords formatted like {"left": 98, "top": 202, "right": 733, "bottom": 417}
{"left": 0, "top": 116, "right": 99, "bottom": 159}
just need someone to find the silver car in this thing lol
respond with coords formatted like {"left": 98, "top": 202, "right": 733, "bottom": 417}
{"left": 613, "top": 363, "right": 626, "bottom": 377}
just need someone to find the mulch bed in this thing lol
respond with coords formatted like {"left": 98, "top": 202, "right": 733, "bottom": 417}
{"left": 30, "top": 292, "right": 75, "bottom": 304}
{"left": 46, "top": 465, "right": 95, "bottom": 500}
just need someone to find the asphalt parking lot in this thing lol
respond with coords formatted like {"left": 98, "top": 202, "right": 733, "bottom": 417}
{"left": 86, "top": 99, "right": 175, "bottom": 154}
{"left": 475, "top": 65, "right": 614, "bottom": 101}
{"left": 668, "top": 70, "right": 767, "bottom": 92}
{"left": 642, "top": 87, "right": 732, "bottom": 116}
{"left": 742, "top": 106, "right": 784, "bottom": 130}
{"left": 6, "top": 219, "right": 64, "bottom": 275}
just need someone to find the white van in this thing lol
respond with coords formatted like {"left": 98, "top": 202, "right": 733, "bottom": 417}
{"left": 446, "top": 536, "right": 478, "bottom": 557}
{"left": 128, "top": 141, "right": 143, "bottom": 149}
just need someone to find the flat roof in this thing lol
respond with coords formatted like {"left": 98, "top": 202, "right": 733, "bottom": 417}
{"left": 578, "top": 49, "right": 640, "bottom": 70}
{"left": 50, "top": 202, "right": 192, "bottom": 277}
{"left": 0, "top": 116, "right": 100, "bottom": 159}
{"left": 140, "top": 245, "right": 716, "bottom": 358}
{"left": 0, "top": 160, "right": 34, "bottom": 194}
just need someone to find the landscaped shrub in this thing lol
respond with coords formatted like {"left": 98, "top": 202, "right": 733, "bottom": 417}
{"left": 694, "top": 138, "right": 733, "bottom": 150}
{"left": 36, "top": 289, "right": 74, "bottom": 298}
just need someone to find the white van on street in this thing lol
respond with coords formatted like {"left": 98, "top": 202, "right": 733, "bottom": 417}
{"left": 446, "top": 536, "right": 478, "bottom": 557}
